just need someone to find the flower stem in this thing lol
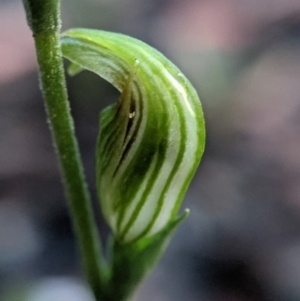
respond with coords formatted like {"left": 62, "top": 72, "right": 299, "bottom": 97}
{"left": 22, "top": 0, "right": 105, "bottom": 299}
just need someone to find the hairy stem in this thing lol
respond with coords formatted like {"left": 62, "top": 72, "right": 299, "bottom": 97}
{"left": 22, "top": 1, "right": 105, "bottom": 299}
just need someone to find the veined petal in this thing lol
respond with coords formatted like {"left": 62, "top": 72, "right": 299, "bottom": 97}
{"left": 61, "top": 29, "right": 205, "bottom": 243}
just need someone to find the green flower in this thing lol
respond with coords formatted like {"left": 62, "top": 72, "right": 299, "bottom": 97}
{"left": 61, "top": 29, "right": 205, "bottom": 244}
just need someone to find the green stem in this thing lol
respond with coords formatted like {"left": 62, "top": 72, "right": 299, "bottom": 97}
{"left": 22, "top": 0, "right": 105, "bottom": 299}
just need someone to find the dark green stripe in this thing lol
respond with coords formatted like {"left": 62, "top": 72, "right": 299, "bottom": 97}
{"left": 118, "top": 80, "right": 169, "bottom": 242}
{"left": 98, "top": 72, "right": 136, "bottom": 175}
{"left": 170, "top": 118, "right": 205, "bottom": 219}
{"left": 131, "top": 80, "right": 187, "bottom": 241}
{"left": 114, "top": 83, "right": 145, "bottom": 233}
{"left": 113, "top": 82, "right": 143, "bottom": 179}
{"left": 113, "top": 81, "right": 143, "bottom": 176}
{"left": 118, "top": 145, "right": 165, "bottom": 242}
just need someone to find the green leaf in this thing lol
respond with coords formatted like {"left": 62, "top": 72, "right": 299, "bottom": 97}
{"left": 108, "top": 210, "right": 190, "bottom": 301}
{"left": 61, "top": 28, "right": 205, "bottom": 244}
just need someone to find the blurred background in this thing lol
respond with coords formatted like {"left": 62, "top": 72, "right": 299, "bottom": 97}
{"left": 1, "top": 0, "right": 300, "bottom": 300}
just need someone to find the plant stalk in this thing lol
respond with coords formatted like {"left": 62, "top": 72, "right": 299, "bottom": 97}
{"left": 22, "top": 0, "right": 105, "bottom": 299}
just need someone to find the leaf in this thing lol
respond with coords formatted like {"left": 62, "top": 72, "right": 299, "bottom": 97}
{"left": 108, "top": 210, "right": 190, "bottom": 301}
